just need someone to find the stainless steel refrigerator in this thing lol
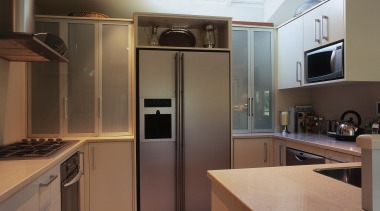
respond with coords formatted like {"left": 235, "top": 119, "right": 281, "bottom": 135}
{"left": 137, "top": 49, "right": 231, "bottom": 211}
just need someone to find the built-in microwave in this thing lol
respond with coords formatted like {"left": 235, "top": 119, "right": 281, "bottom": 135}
{"left": 305, "top": 40, "right": 344, "bottom": 83}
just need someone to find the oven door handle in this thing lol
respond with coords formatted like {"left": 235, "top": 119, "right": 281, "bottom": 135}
{"left": 63, "top": 170, "right": 82, "bottom": 187}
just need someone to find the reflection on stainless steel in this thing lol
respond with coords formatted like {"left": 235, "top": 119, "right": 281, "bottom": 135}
{"left": 0, "top": 138, "right": 78, "bottom": 159}
{"left": 314, "top": 166, "right": 361, "bottom": 188}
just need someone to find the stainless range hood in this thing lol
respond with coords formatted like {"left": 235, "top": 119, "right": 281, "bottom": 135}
{"left": 0, "top": 0, "right": 68, "bottom": 62}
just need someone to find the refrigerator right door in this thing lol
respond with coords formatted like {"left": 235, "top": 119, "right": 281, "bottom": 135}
{"left": 181, "top": 51, "right": 231, "bottom": 211}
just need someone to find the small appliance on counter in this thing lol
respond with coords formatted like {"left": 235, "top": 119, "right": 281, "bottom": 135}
{"left": 288, "top": 105, "right": 314, "bottom": 133}
{"left": 335, "top": 110, "right": 364, "bottom": 142}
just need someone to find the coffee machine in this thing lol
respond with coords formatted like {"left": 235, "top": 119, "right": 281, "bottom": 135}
{"left": 288, "top": 106, "right": 314, "bottom": 133}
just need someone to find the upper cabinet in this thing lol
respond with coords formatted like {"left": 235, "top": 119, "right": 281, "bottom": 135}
{"left": 277, "top": 17, "right": 303, "bottom": 89}
{"left": 277, "top": 0, "right": 380, "bottom": 89}
{"left": 303, "top": 0, "right": 344, "bottom": 51}
{"left": 28, "top": 16, "right": 133, "bottom": 137}
{"left": 134, "top": 13, "right": 231, "bottom": 50}
{"left": 232, "top": 26, "right": 274, "bottom": 133}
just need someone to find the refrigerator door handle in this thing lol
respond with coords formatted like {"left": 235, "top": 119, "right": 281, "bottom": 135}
{"left": 175, "top": 52, "right": 184, "bottom": 210}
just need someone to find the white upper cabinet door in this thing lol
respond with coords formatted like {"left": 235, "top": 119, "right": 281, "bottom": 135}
{"left": 320, "top": 0, "right": 345, "bottom": 45}
{"left": 303, "top": 6, "right": 323, "bottom": 51}
{"left": 304, "top": 0, "right": 344, "bottom": 51}
{"left": 278, "top": 17, "right": 303, "bottom": 89}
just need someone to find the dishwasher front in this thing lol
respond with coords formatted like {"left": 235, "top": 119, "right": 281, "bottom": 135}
{"left": 286, "top": 147, "right": 326, "bottom": 166}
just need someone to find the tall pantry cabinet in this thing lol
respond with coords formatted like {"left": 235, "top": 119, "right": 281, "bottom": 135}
{"left": 231, "top": 26, "right": 274, "bottom": 133}
{"left": 28, "top": 16, "right": 132, "bottom": 137}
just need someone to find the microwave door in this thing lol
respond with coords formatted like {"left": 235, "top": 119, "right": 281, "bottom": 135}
{"left": 308, "top": 51, "right": 334, "bottom": 77}
{"left": 306, "top": 41, "right": 344, "bottom": 83}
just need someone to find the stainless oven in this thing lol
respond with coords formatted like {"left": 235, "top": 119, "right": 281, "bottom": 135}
{"left": 61, "top": 151, "right": 82, "bottom": 211}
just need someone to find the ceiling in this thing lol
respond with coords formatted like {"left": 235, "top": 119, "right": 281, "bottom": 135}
{"left": 34, "top": 0, "right": 306, "bottom": 25}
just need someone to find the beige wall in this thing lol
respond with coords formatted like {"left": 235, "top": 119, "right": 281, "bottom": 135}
{"left": 311, "top": 83, "right": 380, "bottom": 128}
{"left": 0, "top": 60, "right": 27, "bottom": 145}
{"left": 274, "top": 88, "right": 312, "bottom": 132}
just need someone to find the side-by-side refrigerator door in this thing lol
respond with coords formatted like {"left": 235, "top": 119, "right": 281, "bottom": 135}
{"left": 181, "top": 51, "right": 231, "bottom": 211}
{"left": 138, "top": 50, "right": 177, "bottom": 211}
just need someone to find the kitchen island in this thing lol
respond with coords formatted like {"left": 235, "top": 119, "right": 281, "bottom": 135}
{"left": 208, "top": 162, "right": 362, "bottom": 210}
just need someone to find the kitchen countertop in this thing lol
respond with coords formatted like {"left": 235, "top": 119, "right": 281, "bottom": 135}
{"left": 0, "top": 136, "right": 133, "bottom": 204}
{"left": 0, "top": 133, "right": 361, "bottom": 205}
{"left": 208, "top": 162, "right": 362, "bottom": 210}
{"left": 233, "top": 132, "right": 362, "bottom": 156}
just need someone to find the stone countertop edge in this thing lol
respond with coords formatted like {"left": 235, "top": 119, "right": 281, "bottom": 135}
{"left": 0, "top": 137, "right": 134, "bottom": 204}
{"left": 233, "top": 132, "right": 362, "bottom": 156}
{"left": 356, "top": 134, "right": 380, "bottom": 149}
{"left": 208, "top": 162, "right": 363, "bottom": 211}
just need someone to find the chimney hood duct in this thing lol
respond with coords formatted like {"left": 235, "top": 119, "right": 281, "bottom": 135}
{"left": 0, "top": 0, "right": 68, "bottom": 62}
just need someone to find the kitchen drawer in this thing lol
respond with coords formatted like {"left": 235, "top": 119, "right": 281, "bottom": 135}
{"left": 39, "top": 165, "right": 60, "bottom": 210}
{"left": 325, "top": 150, "right": 354, "bottom": 163}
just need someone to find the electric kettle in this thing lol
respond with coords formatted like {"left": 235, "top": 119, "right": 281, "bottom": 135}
{"left": 335, "top": 110, "right": 363, "bottom": 142}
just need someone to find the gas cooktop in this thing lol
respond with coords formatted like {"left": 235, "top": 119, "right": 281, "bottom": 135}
{"left": 0, "top": 138, "right": 78, "bottom": 159}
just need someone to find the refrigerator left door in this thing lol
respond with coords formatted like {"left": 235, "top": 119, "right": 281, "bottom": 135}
{"left": 138, "top": 50, "right": 177, "bottom": 211}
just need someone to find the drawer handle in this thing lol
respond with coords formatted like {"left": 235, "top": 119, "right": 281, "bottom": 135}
{"left": 39, "top": 174, "right": 58, "bottom": 187}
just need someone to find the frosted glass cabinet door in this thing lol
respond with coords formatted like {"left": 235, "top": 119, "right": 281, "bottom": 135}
{"left": 231, "top": 27, "right": 274, "bottom": 133}
{"left": 29, "top": 21, "right": 61, "bottom": 135}
{"left": 67, "top": 23, "right": 96, "bottom": 134}
{"left": 231, "top": 29, "right": 249, "bottom": 132}
{"left": 252, "top": 31, "right": 273, "bottom": 131}
{"left": 100, "top": 23, "right": 130, "bottom": 134}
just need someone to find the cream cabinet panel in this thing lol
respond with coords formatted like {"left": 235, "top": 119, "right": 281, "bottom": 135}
{"left": 233, "top": 138, "right": 271, "bottom": 168}
{"left": 277, "top": 17, "right": 303, "bottom": 89}
{"left": 354, "top": 156, "right": 361, "bottom": 162}
{"left": 0, "top": 188, "right": 27, "bottom": 211}
{"left": 88, "top": 141, "right": 133, "bottom": 211}
{"left": 272, "top": 139, "right": 286, "bottom": 166}
{"left": 303, "top": 4, "right": 323, "bottom": 51}
{"left": 303, "top": 0, "right": 344, "bottom": 51}
{"left": 325, "top": 150, "right": 354, "bottom": 163}
{"left": 320, "top": 0, "right": 345, "bottom": 45}
{"left": 0, "top": 164, "right": 60, "bottom": 211}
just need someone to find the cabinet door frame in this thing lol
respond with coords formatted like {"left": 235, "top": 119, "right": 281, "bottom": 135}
{"left": 27, "top": 17, "right": 65, "bottom": 137}
{"left": 231, "top": 27, "right": 252, "bottom": 134}
{"left": 232, "top": 26, "right": 275, "bottom": 133}
{"left": 233, "top": 138, "right": 271, "bottom": 169}
{"left": 28, "top": 17, "right": 133, "bottom": 137}
{"left": 98, "top": 21, "right": 133, "bottom": 136}
{"left": 62, "top": 19, "right": 99, "bottom": 137}
{"left": 86, "top": 141, "right": 134, "bottom": 211}
{"left": 277, "top": 17, "right": 304, "bottom": 89}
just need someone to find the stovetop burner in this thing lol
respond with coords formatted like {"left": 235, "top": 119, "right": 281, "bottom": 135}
{"left": 0, "top": 138, "right": 77, "bottom": 159}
